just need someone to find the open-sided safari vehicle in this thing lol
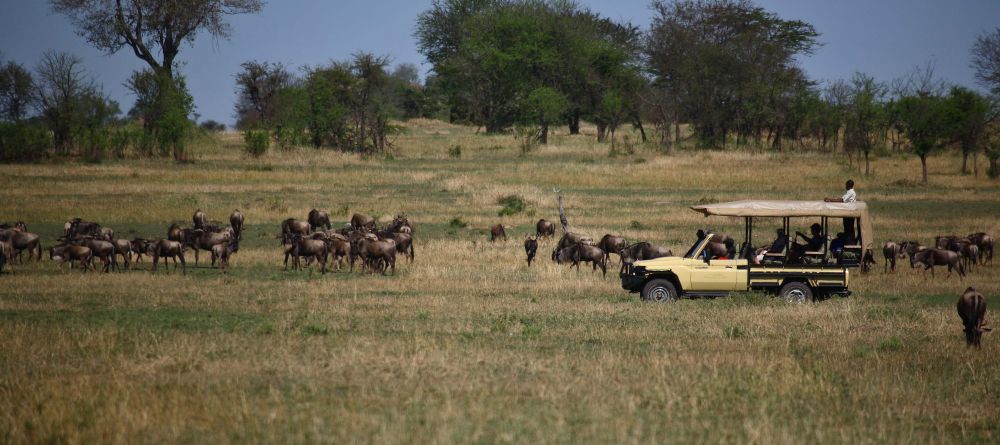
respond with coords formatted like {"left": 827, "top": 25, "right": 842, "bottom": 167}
{"left": 620, "top": 200, "right": 874, "bottom": 303}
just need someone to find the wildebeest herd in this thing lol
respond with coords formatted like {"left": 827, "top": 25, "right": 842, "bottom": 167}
{"left": 0, "top": 214, "right": 994, "bottom": 348}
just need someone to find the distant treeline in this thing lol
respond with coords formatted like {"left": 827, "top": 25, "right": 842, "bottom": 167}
{"left": 2, "top": 0, "right": 999, "bottom": 181}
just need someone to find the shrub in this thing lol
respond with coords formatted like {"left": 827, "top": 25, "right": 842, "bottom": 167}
{"left": 497, "top": 195, "right": 527, "bottom": 216}
{"left": 244, "top": 128, "right": 270, "bottom": 158}
{"left": 448, "top": 144, "right": 462, "bottom": 158}
{"left": 449, "top": 216, "right": 468, "bottom": 228}
{"left": 0, "top": 122, "right": 50, "bottom": 162}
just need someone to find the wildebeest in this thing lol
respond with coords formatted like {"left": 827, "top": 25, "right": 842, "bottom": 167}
{"left": 0, "top": 240, "right": 7, "bottom": 273}
{"left": 524, "top": 236, "right": 538, "bottom": 266}
{"left": 131, "top": 238, "right": 150, "bottom": 263}
{"left": 282, "top": 218, "right": 311, "bottom": 238}
{"left": 597, "top": 234, "right": 628, "bottom": 266}
{"left": 882, "top": 241, "right": 906, "bottom": 273}
{"left": 326, "top": 237, "right": 353, "bottom": 271}
{"left": 619, "top": 242, "right": 673, "bottom": 272}
{"left": 0, "top": 229, "right": 42, "bottom": 263}
{"left": 553, "top": 243, "right": 608, "bottom": 277}
{"left": 230, "top": 209, "right": 244, "bottom": 240}
{"left": 112, "top": 238, "right": 133, "bottom": 270}
{"left": 211, "top": 240, "right": 239, "bottom": 272}
{"left": 556, "top": 232, "right": 593, "bottom": 250}
{"left": 284, "top": 234, "right": 329, "bottom": 273}
{"left": 188, "top": 229, "right": 232, "bottom": 266}
{"left": 75, "top": 237, "right": 118, "bottom": 273}
{"left": 308, "top": 208, "right": 332, "bottom": 231}
{"left": 64, "top": 218, "right": 109, "bottom": 239}
{"left": 148, "top": 239, "right": 186, "bottom": 274}
{"left": 193, "top": 209, "right": 207, "bottom": 230}
{"left": 962, "top": 243, "right": 980, "bottom": 272}
{"left": 910, "top": 248, "right": 965, "bottom": 279}
{"left": 49, "top": 244, "right": 94, "bottom": 272}
{"left": 958, "top": 287, "right": 990, "bottom": 348}
{"left": 968, "top": 232, "right": 993, "bottom": 265}
{"left": 357, "top": 237, "right": 397, "bottom": 275}
{"left": 490, "top": 224, "right": 507, "bottom": 242}
{"left": 351, "top": 213, "right": 376, "bottom": 230}
{"left": 387, "top": 214, "right": 413, "bottom": 234}
{"left": 535, "top": 219, "right": 556, "bottom": 239}
{"left": 378, "top": 230, "right": 414, "bottom": 263}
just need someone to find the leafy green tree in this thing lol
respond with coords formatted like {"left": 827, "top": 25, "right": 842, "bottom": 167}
{"left": 896, "top": 92, "right": 947, "bottom": 184}
{"left": 942, "top": 86, "right": 992, "bottom": 175}
{"left": 125, "top": 69, "right": 194, "bottom": 160}
{"left": 520, "top": 86, "right": 567, "bottom": 144}
{"left": 843, "top": 73, "right": 888, "bottom": 175}
{"left": 646, "top": 0, "right": 819, "bottom": 148}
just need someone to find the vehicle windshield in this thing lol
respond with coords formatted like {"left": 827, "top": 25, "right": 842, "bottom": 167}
{"left": 683, "top": 236, "right": 708, "bottom": 259}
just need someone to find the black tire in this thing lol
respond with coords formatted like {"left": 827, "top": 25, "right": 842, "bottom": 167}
{"left": 642, "top": 279, "right": 678, "bottom": 303}
{"left": 779, "top": 281, "right": 813, "bottom": 304}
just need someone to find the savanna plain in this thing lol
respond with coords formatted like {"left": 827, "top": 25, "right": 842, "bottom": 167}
{"left": 1, "top": 119, "right": 999, "bottom": 444}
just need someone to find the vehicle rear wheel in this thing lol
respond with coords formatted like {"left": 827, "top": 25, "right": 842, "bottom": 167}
{"left": 642, "top": 279, "right": 678, "bottom": 303}
{"left": 779, "top": 281, "right": 813, "bottom": 304}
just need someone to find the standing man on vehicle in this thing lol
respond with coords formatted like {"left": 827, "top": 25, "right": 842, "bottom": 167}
{"left": 825, "top": 179, "right": 857, "bottom": 241}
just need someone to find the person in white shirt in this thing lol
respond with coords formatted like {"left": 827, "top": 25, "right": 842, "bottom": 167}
{"left": 825, "top": 180, "right": 857, "bottom": 241}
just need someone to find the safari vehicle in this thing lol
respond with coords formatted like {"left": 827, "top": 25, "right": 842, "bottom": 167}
{"left": 620, "top": 200, "right": 874, "bottom": 303}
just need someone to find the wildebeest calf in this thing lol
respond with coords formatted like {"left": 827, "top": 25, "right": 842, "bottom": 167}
{"left": 490, "top": 224, "right": 507, "bottom": 242}
{"left": 958, "top": 287, "right": 990, "bottom": 348}
{"left": 535, "top": 219, "right": 555, "bottom": 239}
{"left": 882, "top": 241, "right": 904, "bottom": 273}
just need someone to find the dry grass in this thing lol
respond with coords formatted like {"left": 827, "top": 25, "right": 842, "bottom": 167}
{"left": 1, "top": 120, "right": 999, "bottom": 443}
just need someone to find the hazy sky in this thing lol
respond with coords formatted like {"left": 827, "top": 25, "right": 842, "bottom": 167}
{"left": 1, "top": 0, "right": 998, "bottom": 126}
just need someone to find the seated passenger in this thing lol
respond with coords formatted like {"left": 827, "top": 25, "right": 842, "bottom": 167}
{"left": 830, "top": 232, "right": 847, "bottom": 257}
{"left": 755, "top": 229, "right": 789, "bottom": 263}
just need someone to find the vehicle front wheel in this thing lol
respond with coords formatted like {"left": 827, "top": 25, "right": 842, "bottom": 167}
{"left": 779, "top": 281, "right": 813, "bottom": 304}
{"left": 642, "top": 279, "right": 678, "bottom": 303}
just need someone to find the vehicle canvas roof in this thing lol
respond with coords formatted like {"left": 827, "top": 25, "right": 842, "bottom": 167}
{"left": 690, "top": 200, "right": 874, "bottom": 251}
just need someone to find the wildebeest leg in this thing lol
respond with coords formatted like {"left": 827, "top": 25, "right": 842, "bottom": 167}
{"left": 180, "top": 254, "right": 186, "bottom": 275}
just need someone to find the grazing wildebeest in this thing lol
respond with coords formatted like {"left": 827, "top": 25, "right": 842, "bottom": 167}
{"left": 619, "top": 242, "right": 673, "bottom": 272}
{"left": 112, "top": 238, "right": 133, "bottom": 270}
{"left": 193, "top": 209, "right": 207, "bottom": 230}
{"left": 553, "top": 243, "right": 608, "bottom": 277}
{"left": 308, "top": 208, "right": 332, "bottom": 231}
{"left": 490, "top": 224, "right": 507, "bottom": 242}
{"left": 0, "top": 229, "right": 42, "bottom": 263}
{"left": 285, "top": 235, "right": 329, "bottom": 273}
{"left": 535, "top": 219, "right": 556, "bottom": 239}
{"left": 597, "top": 234, "right": 628, "bottom": 266}
{"left": 351, "top": 213, "right": 376, "bottom": 230}
{"left": 968, "top": 232, "right": 993, "bottom": 265}
{"left": 49, "top": 244, "right": 94, "bottom": 272}
{"left": 900, "top": 241, "right": 922, "bottom": 257}
{"left": 188, "top": 229, "right": 232, "bottom": 266}
{"left": 910, "top": 248, "right": 965, "bottom": 279}
{"left": 882, "top": 241, "right": 905, "bottom": 273}
{"left": 524, "top": 236, "right": 538, "bottom": 266}
{"left": 958, "top": 287, "right": 990, "bottom": 348}
{"left": 167, "top": 223, "right": 185, "bottom": 243}
{"left": 230, "top": 209, "right": 244, "bottom": 240}
{"left": 148, "top": 239, "right": 186, "bottom": 274}
{"left": 326, "top": 237, "right": 353, "bottom": 271}
{"left": 65, "top": 218, "right": 102, "bottom": 238}
{"left": 211, "top": 240, "right": 239, "bottom": 272}
{"left": 962, "top": 243, "right": 980, "bottom": 272}
{"left": 282, "top": 218, "right": 311, "bottom": 238}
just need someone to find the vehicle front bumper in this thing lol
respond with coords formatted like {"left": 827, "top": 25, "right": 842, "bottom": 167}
{"left": 619, "top": 264, "right": 646, "bottom": 293}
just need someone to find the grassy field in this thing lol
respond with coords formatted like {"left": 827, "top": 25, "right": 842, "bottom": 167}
{"left": 1, "top": 119, "right": 999, "bottom": 443}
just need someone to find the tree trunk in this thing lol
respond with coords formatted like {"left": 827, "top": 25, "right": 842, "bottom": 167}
{"left": 921, "top": 155, "right": 928, "bottom": 185}
{"left": 540, "top": 124, "right": 549, "bottom": 145}
{"left": 974, "top": 150, "right": 979, "bottom": 177}
{"left": 636, "top": 119, "right": 647, "bottom": 143}
{"left": 962, "top": 150, "right": 969, "bottom": 175}
{"left": 569, "top": 112, "right": 580, "bottom": 135}
{"left": 557, "top": 195, "right": 569, "bottom": 234}
{"left": 596, "top": 123, "right": 606, "bottom": 142}
{"left": 674, "top": 122, "right": 681, "bottom": 148}
{"left": 864, "top": 150, "right": 870, "bottom": 176}
{"left": 771, "top": 127, "right": 782, "bottom": 152}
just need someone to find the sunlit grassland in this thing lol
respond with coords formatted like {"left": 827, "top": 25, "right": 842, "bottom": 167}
{"left": 1, "top": 119, "right": 998, "bottom": 443}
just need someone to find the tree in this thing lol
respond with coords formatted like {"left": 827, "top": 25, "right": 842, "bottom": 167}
{"left": 646, "top": 0, "right": 819, "bottom": 148}
{"left": 520, "top": 86, "right": 567, "bottom": 144}
{"left": 51, "top": 0, "right": 264, "bottom": 79}
{"left": 0, "top": 61, "right": 35, "bottom": 122}
{"left": 34, "top": 51, "right": 95, "bottom": 154}
{"left": 843, "top": 73, "right": 887, "bottom": 175}
{"left": 971, "top": 27, "right": 1000, "bottom": 95}
{"left": 234, "top": 60, "right": 291, "bottom": 129}
{"left": 896, "top": 92, "right": 947, "bottom": 184}
{"left": 125, "top": 69, "right": 194, "bottom": 160}
{"left": 943, "top": 86, "right": 991, "bottom": 175}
